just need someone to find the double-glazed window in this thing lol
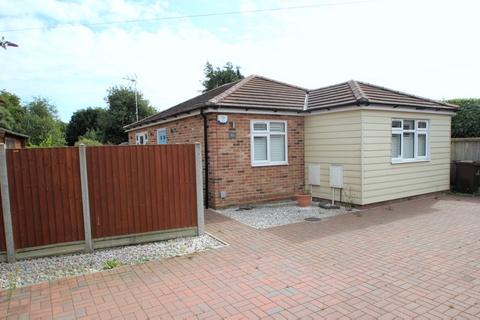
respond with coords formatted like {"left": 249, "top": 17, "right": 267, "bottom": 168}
{"left": 157, "top": 128, "right": 167, "bottom": 144}
{"left": 135, "top": 132, "right": 148, "bottom": 145}
{"left": 251, "top": 120, "right": 288, "bottom": 166}
{"left": 391, "top": 119, "right": 429, "bottom": 163}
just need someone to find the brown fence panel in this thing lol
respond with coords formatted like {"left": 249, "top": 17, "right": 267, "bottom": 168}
{"left": 6, "top": 148, "right": 84, "bottom": 249}
{"left": 452, "top": 138, "right": 480, "bottom": 161}
{"left": 87, "top": 145, "right": 197, "bottom": 239}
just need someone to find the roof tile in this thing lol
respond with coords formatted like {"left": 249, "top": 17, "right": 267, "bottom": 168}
{"left": 125, "top": 76, "right": 458, "bottom": 130}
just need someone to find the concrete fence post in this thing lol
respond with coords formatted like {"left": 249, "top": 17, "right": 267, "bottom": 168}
{"left": 195, "top": 143, "right": 205, "bottom": 235}
{"left": 0, "top": 144, "right": 15, "bottom": 262}
{"left": 79, "top": 144, "right": 93, "bottom": 252}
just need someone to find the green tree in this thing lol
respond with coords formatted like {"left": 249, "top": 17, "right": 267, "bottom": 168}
{"left": 0, "top": 90, "right": 25, "bottom": 130}
{"left": 202, "top": 61, "right": 244, "bottom": 92}
{"left": 19, "top": 98, "right": 66, "bottom": 146}
{"left": 448, "top": 99, "right": 480, "bottom": 138}
{"left": 100, "top": 86, "right": 155, "bottom": 144}
{"left": 0, "top": 107, "right": 15, "bottom": 129}
{"left": 65, "top": 107, "right": 105, "bottom": 146}
{"left": 74, "top": 129, "right": 103, "bottom": 146}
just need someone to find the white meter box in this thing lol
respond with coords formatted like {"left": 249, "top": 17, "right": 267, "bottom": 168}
{"left": 308, "top": 164, "right": 321, "bottom": 186}
{"left": 329, "top": 164, "right": 344, "bottom": 188}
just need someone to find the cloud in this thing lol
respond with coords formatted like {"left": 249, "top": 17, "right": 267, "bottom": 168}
{"left": 0, "top": 0, "right": 479, "bottom": 121}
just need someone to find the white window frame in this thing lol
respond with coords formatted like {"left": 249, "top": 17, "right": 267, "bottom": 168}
{"left": 250, "top": 120, "right": 288, "bottom": 167}
{"left": 135, "top": 131, "right": 148, "bottom": 145}
{"left": 391, "top": 119, "right": 429, "bottom": 164}
{"left": 156, "top": 128, "right": 167, "bottom": 144}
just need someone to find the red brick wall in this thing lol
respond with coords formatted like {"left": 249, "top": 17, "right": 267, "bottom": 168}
{"left": 127, "top": 115, "right": 204, "bottom": 145}
{"left": 128, "top": 113, "right": 305, "bottom": 208}
{"left": 207, "top": 113, "right": 304, "bottom": 208}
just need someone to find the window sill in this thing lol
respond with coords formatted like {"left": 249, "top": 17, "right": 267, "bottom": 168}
{"left": 251, "top": 162, "right": 289, "bottom": 167}
{"left": 391, "top": 159, "right": 430, "bottom": 164}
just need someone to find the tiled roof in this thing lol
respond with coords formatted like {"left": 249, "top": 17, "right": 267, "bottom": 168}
{"left": 125, "top": 75, "right": 306, "bottom": 130}
{"left": 308, "top": 80, "right": 457, "bottom": 110}
{"left": 213, "top": 75, "right": 306, "bottom": 110}
{"left": 124, "top": 80, "right": 241, "bottom": 130}
{"left": 125, "top": 76, "right": 458, "bottom": 130}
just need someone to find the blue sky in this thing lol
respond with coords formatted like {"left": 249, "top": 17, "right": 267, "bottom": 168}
{"left": 1, "top": 0, "right": 479, "bottom": 121}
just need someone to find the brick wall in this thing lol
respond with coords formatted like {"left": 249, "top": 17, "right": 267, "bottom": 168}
{"left": 207, "top": 113, "right": 304, "bottom": 208}
{"left": 127, "top": 115, "right": 204, "bottom": 145}
{"left": 128, "top": 113, "right": 305, "bottom": 209}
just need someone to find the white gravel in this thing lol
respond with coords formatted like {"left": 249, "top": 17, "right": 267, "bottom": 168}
{"left": 0, "top": 234, "right": 224, "bottom": 289}
{"left": 217, "top": 202, "right": 358, "bottom": 229}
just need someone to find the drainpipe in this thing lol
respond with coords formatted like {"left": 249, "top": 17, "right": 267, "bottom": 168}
{"left": 200, "top": 108, "right": 209, "bottom": 208}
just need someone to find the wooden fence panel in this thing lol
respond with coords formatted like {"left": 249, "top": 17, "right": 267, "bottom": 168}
{"left": 452, "top": 138, "right": 480, "bottom": 161}
{"left": 87, "top": 145, "right": 197, "bottom": 239}
{"left": 6, "top": 148, "right": 84, "bottom": 249}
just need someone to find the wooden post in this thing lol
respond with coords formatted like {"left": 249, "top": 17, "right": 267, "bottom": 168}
{"left": 0, "top": 144, "right": 15, "bottom": 262}
{"left": 79, "top": 144, "right": 93, "bottom": 252}
{"left": 195, "top": 143, "right": 205, "bottom": 235}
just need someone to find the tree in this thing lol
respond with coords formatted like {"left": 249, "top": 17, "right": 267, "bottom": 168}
{"left": 0, "top": 90, "right": 25, "bottom": 130}
{"left": 0, "top": 107, "right": 14, "bottom": 129}
{"left": 202, "top": 61, "right": 244, "bottom": 92}
{"left": 19, "top": 98, "right": 66, "bottom": 146}
{"left": 448, "top": 99, "right": 480, "bottom": 138}
{"left": 65, "top": 107, "right": 105, "bottom": 146}
{"left": 74, "top": 129, "right": 103, "bottom": 146}
{"left": 99, "top": 86, "right": 156, "bottom": 144}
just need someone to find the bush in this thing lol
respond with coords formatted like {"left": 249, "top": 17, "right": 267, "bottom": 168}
{"left": 74, "top": 129, "right": 103, "bottom": 146}
{"left": 448, "top": 99, "right": 480, "bottom": 138}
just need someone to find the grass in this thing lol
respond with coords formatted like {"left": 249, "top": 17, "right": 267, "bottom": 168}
{"left": 102, "top": 259, "right": 122, "bottom": 270}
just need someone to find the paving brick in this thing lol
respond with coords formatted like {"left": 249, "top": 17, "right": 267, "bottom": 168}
{"left": 1, "top": 196, "right": 480, "bottom": 319}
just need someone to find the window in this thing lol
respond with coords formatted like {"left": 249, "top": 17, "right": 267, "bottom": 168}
{"left": 391, "top": 119, "right": 429, "bottom": 163}
{"left": 135, "top": 132, "right": 148, "bottom": 145}
{"left": 157, "top": 128, "right": 167, "bottom": 144}
{"left": 251, "top": 120, "right": 288, "bottom": 166}
{"left": 5, "top": 138, "right": 16, "bottom": 149}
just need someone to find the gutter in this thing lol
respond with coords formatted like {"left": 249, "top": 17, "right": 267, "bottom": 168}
{"left": 200, "top": 108, "right": 209, "bottom": 208}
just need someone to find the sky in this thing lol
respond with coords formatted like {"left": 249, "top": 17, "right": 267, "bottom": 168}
{"left": 0, "top": 0, "right": 479, "bottom": 121}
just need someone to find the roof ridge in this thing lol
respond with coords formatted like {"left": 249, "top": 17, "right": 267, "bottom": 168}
{"left": 250, "top": 74, "right": 309, "bottom": 92}
{"left": 209, "top": 75, "right": 256, "bottom": 104}
{"left": 355, "top": 80, "right": 458, "bottom": 108}
{"left": 210, "top": 74, "right": 308, "bottom": 105}
{"left": 310, "top": 81, "right": 349, "bottom": 92}
{"left": 347, "top": 80, "right": 369, "bottom": 105}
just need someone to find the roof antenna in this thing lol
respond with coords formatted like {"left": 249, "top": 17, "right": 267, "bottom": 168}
{"left": 123, "top": 74, "right": 139, "bottom": 121}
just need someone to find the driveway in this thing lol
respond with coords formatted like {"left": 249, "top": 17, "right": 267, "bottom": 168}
{"left": 2, "top": 195, "right": 480, "bottom": 319}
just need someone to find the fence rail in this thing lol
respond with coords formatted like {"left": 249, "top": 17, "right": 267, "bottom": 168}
{"left": 451, "top": 138, "right": 480, "bottom": 161}
{"left": 0, "top": 143, "right": 203, "bottom": 262}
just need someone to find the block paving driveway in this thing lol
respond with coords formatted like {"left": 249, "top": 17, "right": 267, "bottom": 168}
{"left": 2, "top": 195, "right": 480, "bottom": 319}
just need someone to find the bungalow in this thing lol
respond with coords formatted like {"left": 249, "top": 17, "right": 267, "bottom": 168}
{"left": 124, "top": 75, "right": 458, "bottom": 208}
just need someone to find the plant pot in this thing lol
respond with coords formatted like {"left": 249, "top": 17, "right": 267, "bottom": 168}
{"left": 296, "top": 194, "right": 312, "bottom": 207}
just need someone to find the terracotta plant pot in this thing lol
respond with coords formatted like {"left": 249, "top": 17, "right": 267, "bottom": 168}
{"left": 296, "top": 193, "right": 312, "bottom": 207}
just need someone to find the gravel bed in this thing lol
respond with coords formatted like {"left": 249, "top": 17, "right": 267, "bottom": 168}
{"left": 0, "top": 234, "right": 224, "bottom": 289}
{"left": 218, "top": 202, "right": 358, "bottom": 229}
